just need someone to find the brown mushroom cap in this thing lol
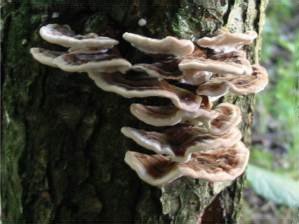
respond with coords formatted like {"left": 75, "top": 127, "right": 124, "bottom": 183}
{"left": 40, "top": 24, "right": 119, "bottom": 50}
{"left": 123, "top": 32, "right": 195, "bottom": 57}
{"left": 196, "top": 81, "right": 229, "bottom": 98}
{"left": 121, "top": 125, "right": 242, "bottom": 162}
{"left": 196, "top": 30, "right": 257, "bottom": 53}
{"left": 124, "top": 141, "right": 249, "bottom": 186}
{"left": 88, "top": 72, "right": 202, "bottom": 112}
{"left": 210, "top": 50, "right": 251, "bottom": 67}
{"left": 30, "top": 47, "right": 64, "bottom": 68}
{"left": 133, "top": 58, "right": 215, "bottom": 85}
{"left": 181, "top": 70, "right": 212, "bottom": 85}
{"left": 132, "top": 58, "right": 183, "bottom": 80}
{"left": 199, "top": 103, "right": 242, "bottom": 136}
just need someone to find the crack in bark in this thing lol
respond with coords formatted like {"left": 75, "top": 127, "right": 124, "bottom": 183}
{"left": 223, "top": 0, "right": 235, "bottom": 26}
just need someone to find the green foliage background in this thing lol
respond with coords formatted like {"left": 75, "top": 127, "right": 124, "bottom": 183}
{"left": 243, "top": 0, "right": 299, "bottom": 221}
{"left": 251, "top": 0, "right": 299, "bottom": 179}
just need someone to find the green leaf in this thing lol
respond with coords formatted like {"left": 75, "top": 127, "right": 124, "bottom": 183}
{"left": 247, "top": 164, "right": 299, "bottom": 208}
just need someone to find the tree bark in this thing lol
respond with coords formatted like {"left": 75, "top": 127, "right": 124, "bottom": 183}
{"left": 1, "top": 0, "right": 267, "bottom": 223}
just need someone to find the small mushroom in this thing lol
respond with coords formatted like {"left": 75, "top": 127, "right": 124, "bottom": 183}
{"left": 121, "top": 125, "right": 242, "bottom": 162}
{"left": 40, "top": 24, "right": 119, "bottom": 50}
{"left": 30, "top": 47, "right": 64, "bottom": 68}
{"left": 88, "top": 72, "right": 202, "bottom": 112}
{"left": 124, "top": 141, "right": 249, "bottom": 186}
{"left": 196, "top": 29, "right": 257, "bottom": 53}
{"left": 123, "top": 32, "right": 195, "bottom": 57}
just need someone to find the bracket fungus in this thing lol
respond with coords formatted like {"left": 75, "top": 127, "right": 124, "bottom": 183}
{"left": 196, "top": 29, "right": 257, "bottom": 53}
{"left": 121, "top": 126, "right": 242, "bottom": 162}
{"left": 196, "top": 65, "right": 268, "bottom": 97}
{"left": 123, "top": 32, "right": 195, "bottom": 57}
{"left": 40, "top": 24, "right": 119, "bottom": 50}
{"left": 30, "top": 48, "right": 64, "bottom": 68}
{"left": 31, "top": 24, "right": 268, "bottom": 187}
{"left": 31, "top": 24, "right": 131, "bottom": 74}
{"left": 88, "top": 72, "right": 202, "bottom": 112}
{"left": 125, "top": 141, "right": 249, "bottom": 186}
{"left": 179, "top": 58, "right": 253, "bottom": 76}
{"left": 132, "top": 58, "right": 183, "bottom": 80}
{"left": 52, "top": 51, "right": 131, "bottom": 73}
{"left": 129, "top": 102, "right": 217, "bottom": 127}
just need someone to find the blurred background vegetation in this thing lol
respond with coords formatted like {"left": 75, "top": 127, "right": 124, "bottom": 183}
{"left": 241, "top": 0, "right": 299, "bottom": 223}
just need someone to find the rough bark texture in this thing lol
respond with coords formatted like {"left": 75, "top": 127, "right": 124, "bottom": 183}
{"left": 1, "top": 0, "right": 267, "bottom": 223}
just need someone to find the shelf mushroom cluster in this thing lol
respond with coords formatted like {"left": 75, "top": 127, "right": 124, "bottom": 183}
{"left": 31, "top": 24, "right": 268, "bottom": 187}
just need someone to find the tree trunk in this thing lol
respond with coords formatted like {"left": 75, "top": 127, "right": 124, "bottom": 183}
{"left": 1, "top": 0, "right": 267, "bottom": 223}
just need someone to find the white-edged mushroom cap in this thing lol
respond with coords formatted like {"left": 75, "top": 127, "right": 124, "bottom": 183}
{"left": 53, "top": 51, "right": 131, "bottom": 73}
{"left": 226, "top": 64, "right": 269, "bottom": 94}
{"left": 197, "top": 64, "right": 269, "bottom": 96}
{"left": 123, "top": 32, "right": 195, "bottom": 57}
{"left": 179, "top": 58, "right": 252, "bottom": 76}
{"left": 130, "top": 104, "right": 186, "bottom": 127}
{"left": 40, "top": 24, "right": 119, "bottom": 50}
{"left": 130, "top": 103, "right": 218, "bottom": 127}
{"left": 88, "top": 72, "right": 202, "bottom": 112}
{"left": 121, "top": 126, "right": 242, "bottom": 162}
{"left": 30, "top": 47, "right": 64, "bottom": 67}
{"left": 124, "top": 141, "right": 249, "bottom": 186}
{"left": 196, "top": 30, "right": 257, "bottom": 53}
